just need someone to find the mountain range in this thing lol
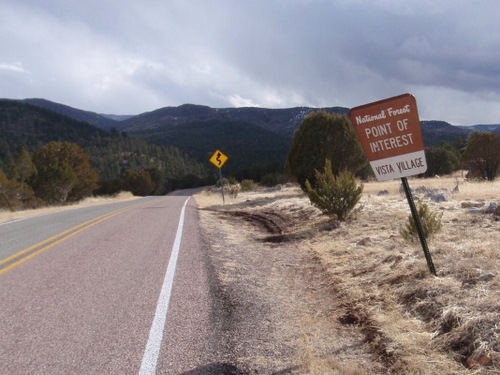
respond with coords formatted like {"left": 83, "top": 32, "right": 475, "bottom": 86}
{"left": 21, "top": 97, "right": 500, "bottom": 138}
{"left": 5, "top": 98, "right": 500, "bottom": 178}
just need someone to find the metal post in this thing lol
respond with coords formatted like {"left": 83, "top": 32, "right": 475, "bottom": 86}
{"left": 401, "top": 177, "right": 437, "bottom": 276}
{"left": 219, "top": 168, "right": 225, "bottom": 204}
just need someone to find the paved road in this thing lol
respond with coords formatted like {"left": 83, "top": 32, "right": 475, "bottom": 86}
{"left": 0, "top": 196, "right": 222, "bottom": 374}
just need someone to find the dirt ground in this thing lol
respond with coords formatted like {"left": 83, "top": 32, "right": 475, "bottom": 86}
{"left": 196, "top": 187, "right": 386, "bottom": 374}
{"left": 195, "top": 179, "right": 499, "bottom": 375}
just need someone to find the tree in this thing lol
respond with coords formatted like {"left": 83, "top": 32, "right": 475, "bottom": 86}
{"left": 425, "top": 146, "right": 460, "bottom": 176}
{"left": 145, "top": 167, "right": 164, "bottom": 194}
{"left": 121, "top": 169, "right": 156, "bottom": 196}
{"left": 305, "top": 159, "right": 363, "bottom": 221}
{"left": 31, "top": 142, "right": 99, "bottom": 203}
{"left": 461, "top": 132, "right": 500, "bottom": 181}
{"left": 285, "top": 112, "right": 366, "bottom": 189}
{"left": 8, "top": 148, "right": 37, "bottom": 183}
{"left": 0, "top": 168, "right": 37, "bottom": 210}
{"left": 0, "top": 168, "right": 17, "bottom": 210}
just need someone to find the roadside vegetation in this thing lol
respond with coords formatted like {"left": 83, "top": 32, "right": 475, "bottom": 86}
{"left": 196, "top": 176, "right": 499, "bottom": 374}
{"left": 0, "top": 139, "right": 211, "bottom": 211}
{"left": 305, "top": 159, "right": 363, "bottom": 221}
{"left": 193, "top": 111, "right": 499, "bottom": 374}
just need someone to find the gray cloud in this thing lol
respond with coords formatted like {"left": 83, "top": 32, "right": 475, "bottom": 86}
{"left": 1, "top": 0, "right": 500, "bottom": 124}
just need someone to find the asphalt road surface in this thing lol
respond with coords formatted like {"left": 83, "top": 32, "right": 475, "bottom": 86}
{"left": 0, "top": 196, "right": 225, "bottom": 374}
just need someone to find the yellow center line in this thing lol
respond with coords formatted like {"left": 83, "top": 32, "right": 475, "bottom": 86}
{"left": 0, "top": 197, "right": 163, "bottom": 276}
{"left": 0, "top": 210, "right": 129, "bottom": 276}
{"left": 0, "top": 207, "right": 129, "bottom": 268}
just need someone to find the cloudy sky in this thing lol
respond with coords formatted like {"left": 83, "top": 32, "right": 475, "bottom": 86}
{"left": 2, "top": 0, "right": 500, "bottom": 125}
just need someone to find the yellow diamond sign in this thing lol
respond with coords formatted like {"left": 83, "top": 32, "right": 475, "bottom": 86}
{"left": 209, "top": 150, "right": 228, "bottom": 168}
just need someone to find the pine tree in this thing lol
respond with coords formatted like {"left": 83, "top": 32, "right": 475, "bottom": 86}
{"left": 286, "top": 112, "right": 366, "bottom": 189}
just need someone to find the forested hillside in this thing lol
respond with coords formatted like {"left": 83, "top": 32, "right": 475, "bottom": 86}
{"left": 0, "top": 100, "right": 210, "bottom": 196}
{"left": 22, "top": 98, "right": 121, "bottom": 131}
{"left": 115, "top": 104, "right": 350, "bottom": 178}
{"left": 0, "top": 100, "right": 107, "bottom": 160}
{"left": 6, "top": 98, "right": 500, "bottom": 187}
{"left": 119, "top": 103, "right": 350, "bottom": 137}
{"left": 420, "top": 120, "right": 471, "bottom": 146}
{"left": 133, "top": 118, "right": 291, "bottom": 175}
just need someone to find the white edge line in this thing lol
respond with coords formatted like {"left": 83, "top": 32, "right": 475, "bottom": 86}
{"left": 139, "top": 197, "right": 191, "bottom": 375}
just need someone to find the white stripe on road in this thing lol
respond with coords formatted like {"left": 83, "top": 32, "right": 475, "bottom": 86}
{"left": 139, "top": 197, "right": 191, "bottom": 375}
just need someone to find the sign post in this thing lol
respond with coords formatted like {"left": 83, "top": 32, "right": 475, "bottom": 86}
{"left": 349, "top": 94, "right": 436, "bottom": 275}
{"left": 209, "top": 150, "right": 228, "bottom": 204}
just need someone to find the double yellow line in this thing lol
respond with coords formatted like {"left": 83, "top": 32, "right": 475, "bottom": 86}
{"left": 0, "top": 206, "right": 134, "bottom": 276}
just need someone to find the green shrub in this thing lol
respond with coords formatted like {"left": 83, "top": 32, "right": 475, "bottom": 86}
{"left": 260, "top": 171, "right": 286, "bottom": 187}
{"left": 240, "top": 179, "right": 255, "bottom": 191}
{"left": 400, "top": 200, "right": 443, "bottom": 243}
{"left": 216, "top": 177, "right": 230, "bottom": 188}
{"left": 305, "top": 159, "right": 363, "bottom": 221}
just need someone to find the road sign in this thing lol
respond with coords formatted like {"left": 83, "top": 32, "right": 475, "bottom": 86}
{"left": 350, "top": 94, "right": 436, "bottom": 275}
{"left": 349, "top": 94, "right": 427, "bottom": 181}
{"left": 209, "top": 150, "right": 228, "bottom": 169}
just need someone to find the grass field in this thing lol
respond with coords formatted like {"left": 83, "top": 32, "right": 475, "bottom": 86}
{"left": 309, "top": 176, "right": 499, "bottom": 373}
{"left": 196, "top": 175, "right": 499, "bottom": 374}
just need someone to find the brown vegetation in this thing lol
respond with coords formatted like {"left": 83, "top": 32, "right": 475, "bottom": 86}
{"left": 196, "top": 175, "right": 499, "bottom": 374}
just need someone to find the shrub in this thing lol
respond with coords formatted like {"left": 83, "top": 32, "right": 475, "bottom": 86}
{"left": 260, "top": 171, "right": 286, "bottom": 187}
{"left": 240, "top": 179, "right": 255, "bottom": 191}
{"left": 285, "top": 112, "right": 366, "bottom": 189}
{"left": 216, "top": 177, "right": 230, "bottom": 188}
{"left": 227, "top": 185, "right": 240, "bottom": 199}
{"left": 305, "top": 159, "right": 363, "bottom": 221}
{"left": 461, "top": 132, "right": 500, "bottom": 181}
{"left": 400, "top": 200, "right": 443, "bottom": 243}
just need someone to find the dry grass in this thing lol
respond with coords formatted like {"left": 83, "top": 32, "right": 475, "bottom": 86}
{"left": 305, "top": 177, "right": 499, "bottom": 373}
{"left": 196, "top": 177, "right": 500, "bottom": 374}
{"left": 363, "top": 172, "right": 498, "bottom": 201}
{"left": 0, "top": 192, "right": 138, "bottom": 224}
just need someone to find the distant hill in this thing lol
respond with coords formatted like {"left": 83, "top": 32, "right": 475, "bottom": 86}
{"left": 457, "top": 124, "right": 500, "bottom": 133}
{"left": 100, "top": 114, "right": 135, "bottom": 121}
{"left": 0, "top": 99, "right": 208, "bottom": 187}
{"left": 0, "top": 99, "right": 107, "bottom": 160}
{"left": 10, "top": 97, "right": 500, "bottom": 180}
{"left": 118, "top": 104, "right": 349, "bottom": 174}
{"left": 419, "top": 120, "right": 471, "bottom": 146}
{"left": 119, "top": 103, "right": 350, "bottom": 138}
{"left": 135, "top": 118, "right": 292, "bottom": 174}
{"left": 21, "top": 98, "right": 121, "bottom": 132}
{"left": 21, "top": 98, "right": 500, "bottom": 141}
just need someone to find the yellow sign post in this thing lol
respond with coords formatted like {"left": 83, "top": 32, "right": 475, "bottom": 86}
{"left": 209, "top": 150, "right": 228, "bottom": 204}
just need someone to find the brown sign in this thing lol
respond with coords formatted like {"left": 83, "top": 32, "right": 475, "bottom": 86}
{"left": 349, "top": 94, "right": 427, "bottom": 181}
